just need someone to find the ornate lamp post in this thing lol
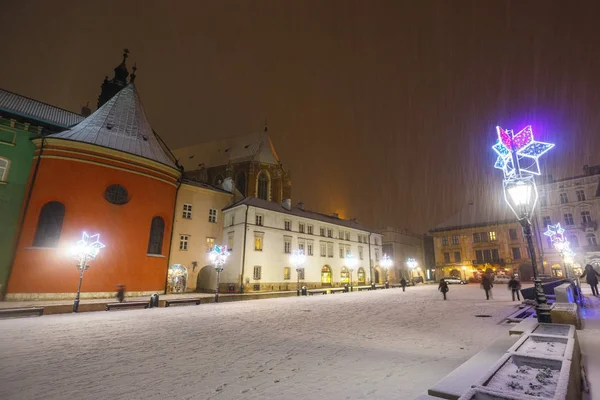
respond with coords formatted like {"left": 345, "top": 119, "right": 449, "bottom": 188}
{"left": 493, "top": 125, "right": 554, "bottom": 323}
{"left": 345, "top": 254, "right": 358, "bottom": 291}
{"left": 71, "top": 232, "right": 105, "bottom": 313}
{"left": 209, "top": 245, "right": 230, "bottom": 303}
{"left": 290, "top": 249, "right": 306, "bottom": 296}
{"left": 381, "top": 254, "right": 393, "bottom": 285}
{"left": 406, "top": 258, "right": 417, "bottom": 280}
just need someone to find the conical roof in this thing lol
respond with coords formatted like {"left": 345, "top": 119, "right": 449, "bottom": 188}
{"left": 49, "top": 84, "right": 177, "bottom": 169}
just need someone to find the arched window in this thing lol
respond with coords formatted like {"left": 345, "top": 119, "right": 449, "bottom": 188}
{"left": 357, "top": 267, "right": 366, "bottom": 284}
{"left": 340, "top": 267, "right": 349, "bottom": 283}
{"left": 587, "top": 233, "right": 598, "bottom": 246}
{"left": 321, "top": 265, "right": 332, "bottom": 285}
{"left": 235, "top": 170, "right": 247, "bottom": 196}
{"left": 147, "top": 216, "right": 165, "bottom": 255}
{"left": 257, "top": 171, "right": 270, "bottom": 200}
{"left": 33, "top": 201, "right": 65, "bottom": 247}
{"left": 0, "top": 157, "right": 9, "bottom": 182}
{"left": 568, "top": 235, "right": 579, "bottom": 248}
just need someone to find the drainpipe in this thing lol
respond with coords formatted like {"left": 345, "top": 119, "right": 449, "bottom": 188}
{"left": 163, "top": 177, "right": 182, "bottom": 294}
{"left": 239, "top": 204, "right": 250, "bottom": 293}
{"left": 3, "top": 134, "right": 45, "bottom": 299}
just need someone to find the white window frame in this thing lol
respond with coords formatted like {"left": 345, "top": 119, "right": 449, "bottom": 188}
{"left": 182, "top": 203, "right": 192, "bottom": 219}
{"left": 284, "top": 236, "right": 292, "bottom": 254}
{"left": 327, "top": 228, "right": 333, "bottom": 238}
{"left": 307, "top": 224, "right": 313, "bottom": 235}
{"left": 307, "top": 241, "right": 314, "bottom": 256}
{"left": 299, "top": 222, "right": 305, "bottom": 233}
{"left": 320, "top": 227, "right": 325, "bottom": 236}
{"left": 228, "top": 232, "right": 234, "bottom": 251}
{"left": 0, "top": 158, "right": 9, "bottom": 182}
{"left": 206, "top": 237, "right": 215, "bottom": 252}
{"left": 253, "top": 266, "right": 262, "bottom": 280}
{"left": 284, "top": 220, "right": 292, "bottom": 231}
{"left": 560, "top": 192, "right": 568, "bottom": 204}
{"left": 256, "top": 214, "right": 264, "bottom": 226}
{"left": 208, "top": 208, "right": 217, "bottom": 223}
{"left": 576, "top": 189, "right": 586, "bottom": 202}
{"left": 339, "top": 245, "right": 344, "bottom": 258}
{"left": 179, "top": 234, "right": 189, "bottom": 251}
{"left": 327, "top": 242, "right": 334, "bottom": 258}
{"left": 358, "top": 246, "right": 363, "bottom": 260}
{"left": 320, "top": 242, "right": 327, "bottom": 257}
{"left": 254, "top": 232, "right": 264, "bottom": 251}
{"left": 581, "top": 210, "right": 592, "bottom": 223}
{"left": 345, "top": 232, "right": 350, "bottom": 241}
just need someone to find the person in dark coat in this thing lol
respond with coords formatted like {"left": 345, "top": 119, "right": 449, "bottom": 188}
{"left": 508, "top": 275, "right": 522, "bottom": 301}
{"left": 481, "top": 274, "right": 493, "bottom": 300}
{"left": 400, "top": 278, "right": 407, "bottom": 292}
{"left": 116, "top": 284, "right": 126, "bottom": 303}
{"left": 580, "top": 264, "right": 600, "bottom": 296}
{"left": 438, "top": 279, "right": 449, "bottom": 300}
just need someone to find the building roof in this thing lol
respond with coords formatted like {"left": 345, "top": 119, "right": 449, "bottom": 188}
{"left": 48, "top": 84, "right": 177, "bottom": 169}
{"left": 180, "top": 179, "right": 232, "bottom": 195}
{"left": 0, "top": 88, "right": 84, "bottom": 128}
{"left": 224, "top": 196, "right": 380, "bottom": 234}
{"left": 430, "top": 197, "right": 517, "bottom": 233}
{"left": 173, "top": 131, "right": 280, "bottom": 171}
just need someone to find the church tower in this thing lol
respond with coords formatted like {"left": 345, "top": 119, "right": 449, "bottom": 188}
{"left": 97, "top": 49, "right": 131, "bottom": 109}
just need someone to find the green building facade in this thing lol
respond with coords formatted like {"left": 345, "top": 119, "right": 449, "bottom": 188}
{"left": 0, "top": 89, "right": 83, "bottom": 297}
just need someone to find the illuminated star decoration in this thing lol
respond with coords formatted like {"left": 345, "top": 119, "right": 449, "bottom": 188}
{"left": 209, "top": 245, "right": 230, "bottom": 270}
{"left": 543, "top": 223, "right": 565, "bottom": 244}
{"left": 73, "top": 231, "right": 105, "bottom": 261}
{"left": 492, "top": 125, "right": 554, "bottom": 178}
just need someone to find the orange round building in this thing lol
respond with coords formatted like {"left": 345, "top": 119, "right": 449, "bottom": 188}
{"left": 6, "top": 81, "right": 181, "bottom": 300}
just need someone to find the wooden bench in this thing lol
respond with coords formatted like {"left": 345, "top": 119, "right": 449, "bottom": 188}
{"left": 105, "top": 301, "right": 149, "bottom": 311}
{"left": 357, "top": 286, "right": 371, "bottom": 291}
{"left": 308, "top": 289, "right": 327, "bottom": 295}
{"left": 374, "top": 284, "right": 385, "bottom": 290}
{"left": 329, "top": 288, "right": 346, "bottom": 294}
{"left": 165, "top": 298, "right": 201, "bottom": 307}
{"left": 0, "top": 307, "right": 44, "bottom": 319}
{"left": 390, "top": 284, "right": 405, "bottom": 289}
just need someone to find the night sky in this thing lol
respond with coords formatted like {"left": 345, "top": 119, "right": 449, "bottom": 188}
{"left": 2, "top": 0, "right": 599, "bottom": 233}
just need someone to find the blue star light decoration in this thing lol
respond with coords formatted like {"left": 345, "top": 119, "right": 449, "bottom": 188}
{"left": 74, "top": 231, "right": 105, "bottom": 261}
{"left": 493, "top": 125, "right": 554, "bottom": 178}
{"left": 543, "top": 223, "right": 565, "bottom": 244}
{"left": 209, "top": 245, "right": 230, "bottom": 271}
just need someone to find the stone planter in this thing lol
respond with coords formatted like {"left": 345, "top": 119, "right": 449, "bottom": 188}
{"left": 471, "top": 353, "right": 573, "bottom": 399}
{"left": 531, "top": 323, "right": 574, "bottom": 338}
{"left": 508, "top": 334, "right": 575, "bottom": 360}
{"left": 459, "top": 386, "right": 536, "bottom": 399}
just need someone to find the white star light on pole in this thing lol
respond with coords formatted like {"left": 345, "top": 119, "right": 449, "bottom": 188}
{"left": 543, "top": 223, "right": 566, "bottom": 244}
{"left": 209, "top": 245, "right": 230, "bottom": 271}
{"left": 493, "top": 125, "right": 554, "bottom": 178}
{"left": 73, "top": 232, "right": 105, "bottom": 262}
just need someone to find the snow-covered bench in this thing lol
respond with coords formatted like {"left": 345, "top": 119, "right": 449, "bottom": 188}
{"left": 308, "top": 289, "right": 327, "bottom": 295}
{"left": 0, "top": 307, "right": 44, "bottom": 319}
{"left": 165, "top": 298, "right": 201, "bottom": 307}
{"left": 427, "top": 335, "right": 520, "bottom": 400}
{"left": 329, "top": 287, "right": 345, "bottom": 294}
{"left": 357, "top": 286, "right": 371, "bottom": 291}
{"left": 105, "top": 301, "right": 149, "bottom": 311}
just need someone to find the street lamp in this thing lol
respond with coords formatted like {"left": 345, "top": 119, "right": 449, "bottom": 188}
{"left": 461, "top": 266, "right": 467, "bottom": 281}
{"left": 345, "top": 254, "right": 358, "bottom": 291}
{"left": 381, "top": 254, "right": 393, "bottom": 285}
{"left": 406, "top": 258, "right": 417, "bottom": 280}
{"left": 290, "top": 249, "right": 306, "bottom": 296}
{"left": 493, "top": 125, "right": 554, "bottom": 323}
{"left": 209, "top": 245, "right": 230, "bottom": 303}
{"left": 71, "top": 232, "right": 105, "bottom": 313}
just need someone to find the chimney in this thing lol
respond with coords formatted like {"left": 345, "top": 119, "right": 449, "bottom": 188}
{"left": 282, "top": 199, "right": 291, "bottom": 211}
{"left": 297, "top": 201, "right": 304, "bottom": 210}
{"left": 332, "top": 212, "right": 339, "bottom": 218}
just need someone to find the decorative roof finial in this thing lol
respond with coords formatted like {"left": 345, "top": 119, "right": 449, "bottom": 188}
{"left": 130, "top": 63, "right": 137, "bottom": 83}
{"left": 264, "top": 117, "right": 268, "bottom": 132}
{"left": 122, "top": 48, "right": 130, "bottom": 64}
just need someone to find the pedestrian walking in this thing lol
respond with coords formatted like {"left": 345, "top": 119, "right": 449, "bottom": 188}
{"left": 508, "top": 275, "right": 522, "bottom": 301}
{"left": 580, "top": 264, "right": 600, "bottom": 296}
{"left": 116, "top": 284, "right": 126, "bottom": 303}
{"left": 481, "top": 274, "right": 493, "bottom": 300}
{"left": 400, "top": 277, "right": 407, "bottom": 292}
{"left": 438, "top": 279, "right": 449, "bottom": 300}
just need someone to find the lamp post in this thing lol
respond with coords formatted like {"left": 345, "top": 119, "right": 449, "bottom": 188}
{"left": 290, "top": 249, "right": 306, "bottom": 296}
{"left": 71, "top": 232, "right": 105, "bottom": 313}
{"left": 544, "top": 223, "right": 575, "bottom": 279}
{"left": 381, "top": 254, "right": 393, "bottom": 285}
{"left": 209, "top": 245, "right": 230, "bottom": 303}
{"left": 346, "top": 254, "right": 358, "bottom": 291}
{"left": 406, "top": 258, "right": 417, "bottom": 281}
{"left": 493, "top": 125, "right": 554, "bottom": 323}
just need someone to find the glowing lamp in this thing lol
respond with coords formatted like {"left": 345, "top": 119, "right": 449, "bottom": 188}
{"left": 289, "top": 249, "right": 306, "bottom": 269}
{"left": 503, "top": 174, "right": 538, "bottom": 221}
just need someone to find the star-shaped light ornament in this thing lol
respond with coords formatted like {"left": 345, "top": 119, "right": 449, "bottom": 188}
{"left": 209, "top": 245, "right": 230, "bottom": 270}
{"left": 493, "top": 126, "right": 554, "bottom": 178}
{"left": 543, "top": 223, "right": 566, "bottom": 244}
{"left": 73, "top": 232, "right": 105, "bottom": 262}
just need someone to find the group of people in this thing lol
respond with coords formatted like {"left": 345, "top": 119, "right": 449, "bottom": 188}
{"left": 436, "top": 263, "right": 600, "bottom": 301}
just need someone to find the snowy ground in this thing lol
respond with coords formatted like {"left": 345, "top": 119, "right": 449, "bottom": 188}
{"left": 0, "top": 284, "right": 520, "bottom": 400}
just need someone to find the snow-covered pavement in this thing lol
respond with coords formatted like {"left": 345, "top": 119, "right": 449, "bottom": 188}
{"left": 0, "top": 284, "right": 519, "bottom": 399}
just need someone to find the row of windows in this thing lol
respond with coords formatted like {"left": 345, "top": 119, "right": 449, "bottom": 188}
{"left": 179, "top": 234, "right": 235, "bottom": 253}
{"left": 442, "top": 247, "right": 523, "bottom": 265}
{"left": 260, "top": 215, "right": 375, "bottom": 244}
{"left": 32, "top": 201, "right": 166, "bottom": 255}
{"left": 441, "top": 230, "right": 508, "bottom": 246}
{"left": 542, "top": 211, "right": 593, "bottom": 228}
{"left": 540, "top": 189, "right": 587, "bottom": 207}
{"left": 181, "top": 204, "right": 218, "bottom": 223}
{"left": 251, "top": 265, "right": 368, "bottom": 281}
